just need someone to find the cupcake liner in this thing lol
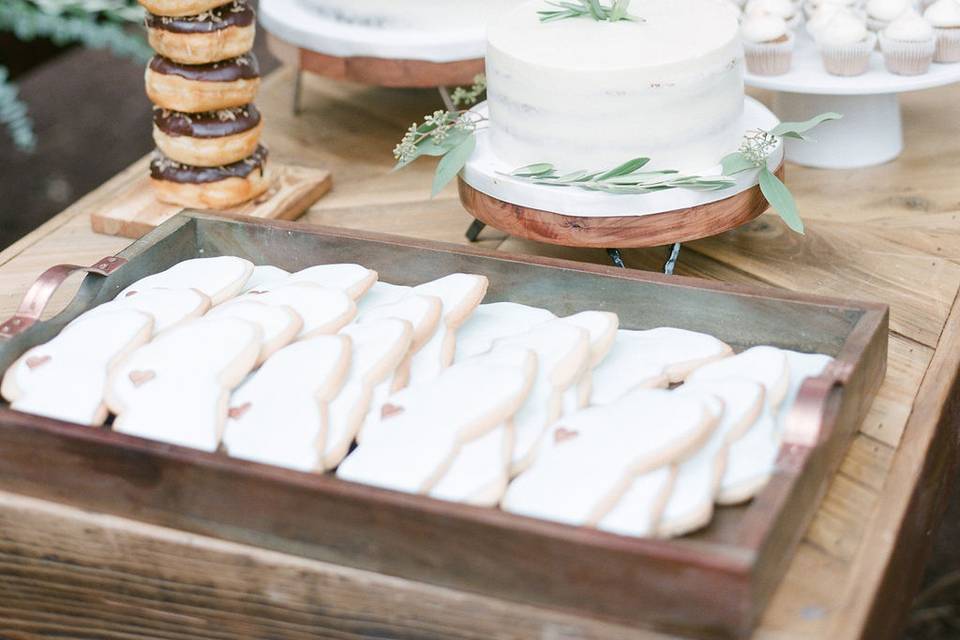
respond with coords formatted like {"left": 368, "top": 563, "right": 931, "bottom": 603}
{"left": 933, "top": 27, "right": 960, "bottom": 63}
{"left": 743, "top": 32, "right": 796, "bottom": 75}
{"left": 879, "top": 33, "right": 936, "bottom": 74}
{"left": 818, "top": 32, "right": 877, "bottom": 76}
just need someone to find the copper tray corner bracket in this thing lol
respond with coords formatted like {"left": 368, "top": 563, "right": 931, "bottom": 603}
{"left": 0, "top": 256, "right": 126, "bottom": 340}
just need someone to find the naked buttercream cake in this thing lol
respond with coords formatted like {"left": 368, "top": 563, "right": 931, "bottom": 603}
{"left": 486, "top": 0, "right": 745, "bottom": 172}
{"left": 297, "top": 0, "right": 526, "bottom": 31}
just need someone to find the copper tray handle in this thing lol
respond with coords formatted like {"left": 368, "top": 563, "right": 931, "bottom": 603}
{"left": 0, "top": 256, "right": 126, "bottom": 340}
{"left": 782, "top": 374, "right": 842, "bottom": 450}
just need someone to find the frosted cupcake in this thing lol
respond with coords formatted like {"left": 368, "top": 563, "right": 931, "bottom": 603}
{"left": 745, "top": 0, "right": 803, "bottom": 28}
{"left": 806, "top": 4, "right": 857, "bottom": 37}
{"left": 880, "top": 12, "right": 937, "bottom": 72}
{"left": 816, "top": 12, "right": 878, "bottom": 75}
{"left": 742, "top": 13, "right": 796, "bottom": 74}
{"left": 924, "top": 0, "right": 960, "bottom": 61}
{"left": 804, "top": 0, "right": 862, "bottom": 20}
{"left": 866, "top": 0, "right": 912, "bottom": 30}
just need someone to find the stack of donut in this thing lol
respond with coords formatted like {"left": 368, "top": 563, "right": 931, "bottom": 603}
{"left": 141, "top": 0, "right": 270, "bottom": 209}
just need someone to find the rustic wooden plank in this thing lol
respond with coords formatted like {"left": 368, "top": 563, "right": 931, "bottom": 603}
{"left": 0, "top": 492, "right": 664, "bottom": 640}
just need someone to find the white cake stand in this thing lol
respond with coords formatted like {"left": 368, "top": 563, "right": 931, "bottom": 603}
{"left": 746, "top": 33, "right": 960, "bottom": 169}
{"left": 459, "top": 97, "right": 783, "bottom": 272}
{"left": 260, "top": 0, "right": 486, "bottom": 111}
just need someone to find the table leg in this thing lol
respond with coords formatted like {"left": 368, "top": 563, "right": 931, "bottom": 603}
{"left": 292, "top": 69, "right": 303, "bottom": 116}
{"left": 607, "top": 249, "right": 626, "bottom": 269}
{"left": 465, "top": 219, "right": 486, "bottom": 242}
{"left": 664, "top": 243, "right": 681, "bottom": 275}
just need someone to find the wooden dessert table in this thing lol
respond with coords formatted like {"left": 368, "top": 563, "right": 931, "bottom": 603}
{"left": 1, "top": 68, "right": 958, "bottom": 639}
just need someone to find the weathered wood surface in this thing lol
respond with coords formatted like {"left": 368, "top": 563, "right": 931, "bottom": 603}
{"left": 89, "top": 163, "right": 332, "bottom": 239}
{"left": 0, "top": 67, "right": 958, "bottom": 638}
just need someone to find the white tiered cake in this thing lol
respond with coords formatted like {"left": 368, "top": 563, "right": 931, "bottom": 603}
{"left": 297, "top": 0, "right": 526, "bottom": 31}
{"left": 486, "top": 0, "right": 746, "bottom": 172}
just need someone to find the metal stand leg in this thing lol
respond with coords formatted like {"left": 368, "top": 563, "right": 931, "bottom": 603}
{"left": 465, "top": 219, "right": 486, "bottom": 242}
{"left": 292, "top": 69, "right": 303, "bottom": 115}
{"left": 607, "top": 249, "right": 626, "bottom": 269}
{"left": 439, "top": 86, "right": 455, "bottom": 111}
{"left": 663, "top": 243, "right": 682, "bottom": 275}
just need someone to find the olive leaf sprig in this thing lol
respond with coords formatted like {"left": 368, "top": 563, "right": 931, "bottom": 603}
{"left": 538, "top": 0, "right": 638, "bottom": 23}
{"left": 720, "top": 112, "right": 841, "bottom": 234}
{"left": 507, "top": 158, "right": 736, "bottom": 194}
{"left": 392, "top": 75, "right": 487, "bottom": 196}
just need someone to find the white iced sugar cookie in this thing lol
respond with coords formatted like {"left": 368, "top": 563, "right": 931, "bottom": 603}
{"left": 119, "top": 256, "right": 254, "bottom": 304}
{"left": 221, "top": 335, "right": 352, "bottom": 471}
{"left": 430, "top": 422, "right": 514, "bottom": 507}
{"left": 657, "top": 379, "right": 765, "bottom": 537}
{"left": 206, "top": 300, "right": 303, "bottom": 365}
{"left": 493, "top": 320, "right": 592, "bottom": 475}
{"left": 231, "top": 283, "right": 356, "bottom": 339}
{"left": 406, "top": 273, "right": 489, "bottom": 386}
{"left": 76, "top": 287, "right": 209, "bottom": 335}
{"left": 353, "top": 295, "right": 443, "bottom": 444}
{"left": 282, "top": 264, "right": 378, "bottom": 300}
{"left": 687, "top": 345, "right": 789, "bottom": 409}
{"left": 453, "top": 302, "right": 557, "bottom": 362}
{"left": 1, "top": 310, "right": 154, "bottom": 426}
{"left": 596, "top": 467, "right": 674, "bottom": 538}
{"left": 503, "top": 388, "right": 716, "bottom": 526}
{"left": 355, "top": 281, "right": 412, "bottom": 316}
{"left": 106, "top": 317, "right": 262, "bottom": 451}
{"left": 240, "top": 265, "right": 290, "bottom": 294}
{"left": 590, "top": 328, "right": 731, "bottom": 405}
{"left": 779, "top": 350, "right": 834, "bottom": 446}
{"left": 687, "top": 346, "right": 790, "bottom": 505}
{"left": 337, "top": 347, "right": 536, "bottom": 494}
{"left": 557, "top": 311, "right": 619, "bottom": 414}
{"left": 321, "top": 319, "right": 414, "bottom": 469}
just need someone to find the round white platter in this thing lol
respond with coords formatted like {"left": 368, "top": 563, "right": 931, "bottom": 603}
{"left": 461, "top": 97, "right": 782, "bottom": 219}
{"left": 744, "top": 31, "right": 960, "bottom": 168}
{"left": 259, "top": 0, "right": 486, "bottom": 63}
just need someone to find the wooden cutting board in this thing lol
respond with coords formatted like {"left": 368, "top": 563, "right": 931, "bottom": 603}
{"left": 90, "top": 163, "right": 332, "bottom": 239}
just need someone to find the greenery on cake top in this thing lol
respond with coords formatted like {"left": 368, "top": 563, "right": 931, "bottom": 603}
{"left": 391, "top": 76, "right": 840, "bottom": 235}
{"left": 538, "top": 0, "right": 637, "bottom": 23}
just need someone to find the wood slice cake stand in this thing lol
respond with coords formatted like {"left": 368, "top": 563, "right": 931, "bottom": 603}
{"left": 260, "top": 0, "right": 486, "bottom": 111}
{"left": 459, "top": 163, "right": 782, "bottom": 273}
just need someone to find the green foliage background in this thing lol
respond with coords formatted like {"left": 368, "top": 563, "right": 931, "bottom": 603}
{"left": 0, "top": 0, "right": 153, "bottom": 152}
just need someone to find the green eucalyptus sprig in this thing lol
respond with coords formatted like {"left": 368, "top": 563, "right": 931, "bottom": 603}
{"left": 538, "top": 0, "right": 637, "bottom": 23}
{"left": 507, "top": 158, "right": 736, "bottom": 194}
{"left": 392, "top": 75, "right": 488, "bottom": 196}
{"left": 720, "top": 112, "right": 841, "bottom": 234}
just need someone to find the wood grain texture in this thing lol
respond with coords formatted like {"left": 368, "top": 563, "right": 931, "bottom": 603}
{"left": 267, "top": 33, "right": 484, "bottom": 88}
{"left": 457, "top": 165, "right": 784, "bottom": 249}
{"left": 0, "top": 67, "right": 956, "bottom": 638}
{"left": 89, "top": 164, "right": 332, "bottom": 239}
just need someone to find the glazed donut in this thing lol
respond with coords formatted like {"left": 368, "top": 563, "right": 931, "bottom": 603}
{"left": 150, "top": 145, "right": 271, "bottom": 209}
{"left": 138, "top": 0, "right": 232, "bottom": 18}
{"left": 146, "top": 1, "right": 256, "bottom": 65}
{"left": 153, "top": 104, "right": 263, "bottom": 167}
{"left": 145, "top": 53, "right": 260, "bottom": 113}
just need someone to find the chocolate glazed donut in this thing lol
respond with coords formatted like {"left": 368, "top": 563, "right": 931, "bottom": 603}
{"left": 153, "top": 104, "right": 263, "bottom": 166}
{"left": 147, "top": 1, "right": 256, "bottom": 64}
{"left": 145, "top": 53, "right": 260, "bottom": 112}
{"left": 149, "top": 145, "right": 271, "bottom": 209}
{"left": 138, "top": 0, "right": 234, "bottom": 18}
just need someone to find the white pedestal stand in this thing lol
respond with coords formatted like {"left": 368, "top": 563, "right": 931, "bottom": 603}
{"left": 746, "top": 33, "right": 960, "bottom": 169}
